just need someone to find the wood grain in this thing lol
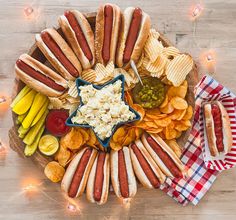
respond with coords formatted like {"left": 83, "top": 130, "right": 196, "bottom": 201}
{"left": 1, "top": 1, "right": 236, "bottom": 220}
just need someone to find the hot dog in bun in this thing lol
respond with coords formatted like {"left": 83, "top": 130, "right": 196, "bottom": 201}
{"left": 141, "top": 133, "right": 185, "bottom": 178}
{"left": 35, "top": 28, "right": 82, "bottom": 80}
{"left": 110, "top": 146, "right": 137, "bottom": 199}
{"left": 116, "top": 7, "right": 151, "bottom": 68}
{"left": 203, "top": 101, "right": 232, "bottom": 157}
{"left": 61, "top": 147, "right": 97, "bottom": 198}
{"left": 58, "top": 10, "right": 95, "bottom": 69}
{"left": 15, "top": 54, "right": 67, "bottom": 97}
{"left": 129, "top": 140, "right": 165, "bottom": 189}
{"left": 95, "top": 3, "right": 121, "bottom": 65}
{"left": 86, "top": 151, "right": 110, "bottom": 205}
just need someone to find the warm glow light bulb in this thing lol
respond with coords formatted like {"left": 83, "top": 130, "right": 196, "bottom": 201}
{"left": 190, "top": 4, "right": 204, "bottom": 20}
{"left": 23, "top": 183, "right": 38, "bottom": 192}
{"left": 0, "top": 141, "right": 6, "bottom": 153}
{"left": 67, "top": 203, "right": 77, "bottom": 212}
{"left": 24, "top": 6, "right": 34, "bottom": 17}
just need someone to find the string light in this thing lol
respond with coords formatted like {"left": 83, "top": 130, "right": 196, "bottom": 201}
{"left": 190, "top": 3, "right": 204, "bottom": 20}
{"left": 0, "top": 140, "right": 6, "bottom": 154}
{"left": 23, "top": 5, "right": 41, "bottom": 20}
{"left": 200, "top": 50, "right": 216, "bottom": 74}
{"left": 122, "top": 198, "right": 132, "bottom": 210}
{"left": 23, "top": 183, "right": 38, "bottom": 192}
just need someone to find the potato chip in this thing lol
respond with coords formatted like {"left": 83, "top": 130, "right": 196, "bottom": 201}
{"left": 56, "top": 147, "right": 71, "bottom": 167}
{"left": 125, "top": 91, "right": 134, "bottom": 106}
{"left": 60, "top": 128, "right": 84, "bottom": 150}
{"left": 110, "top": 140, "right": 122, "bottom": 151}
{"left": 154, "top": 117, "right": 172, "bottom": 127}
{"left": 167, "top": 84, "right": 187, "bottom": 99}
{"left": 81, "top": 69, "right": 96, "bottom": 82}
{"left": 68, "top": 81, "right": 78, "bottom": 98}
{"left": 134, "top": 127, "right": 143, "bottom": 139}
{"left": 144, "top": 55, "right": 167, "bottom": 74}
{"left": 149, "top": 29, "right": 161, "bottom": 39}
{"left": 170, "top": 97, "right": 188, "bottom": 110}
{"left": 165, "top": 126, "right": 178, "bottom": 140}
{"left": 113, "top": 127, "right": 126, "bottom": 143}
{"left": 132, "top": 104, "right": 145, "bottom": 120}
{"left": 44, "top": 161, "right": 65, "bottom": 183}
{"left": 182, "top": 105, "right": 193, "bottom": 120}
{"left": 150, "top": 69, "right": 165, "bottom": 78}
{"left": 160, "top": 102, "right": 174, "bottom": 114}
{"left": 159, "top": 95, "right": 168, "bottom": 108}
{"left": 165, "top": 139, "right": 182, "bottom": 158}
{"left": 163, "top": 46, "right": 180, "bottom": 59}
{"left": 166, "top": 54, "right": 194, "bottom": 86}
{"left": 136, "top": 53, "right": 145, "bottom": 69}
{"left": 94, "top": 62, "right": 114, "bottom": 83}
{"left": 181, "top": 120, "right": 191, "bottom": 127}
{"left": 146, "top": 108, "right": 161, "bottom": 115}
{"left": 161, "top": 76, "right": 173, "bottom": 85}
{"left": 86, "top": 129, "right": 97, "bottom": 147}
{"left": 78, "top": 128, "right": 89, "bottom": 144}
{"left": 146, "top": 127, "right": 163, "bottom": 133}
{"left": 146, "top": 121, "right": 158, "bottom": 128}
{"left": 175, "top": 123, "right": 189, "bottom": 131}
{"left": 144, "top": 36, "right": 163, "bottom": 62}
{"left": 145, "top": 113, "right": 168, "bottom": 120}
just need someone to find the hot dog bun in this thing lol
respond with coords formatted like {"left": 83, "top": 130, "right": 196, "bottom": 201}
{"left": 35, "top": 28, "right": 82, "bottom": 80}
{"left": 61, "top": 147, "right": 97, "bottom": 198}
{"left": 116, "top": 7, "right": 151, "bottom": 68}
{"left": 204, "top": 101, "right": 232, "bottom": 157}
{"left": 141, "top": 133, "right": 185, "bottom": 178}
{"left": 58, "top": 10, "right": 95, "bottom": 69}
{"left": 95, "top": 3, "right": 121, "bottom": 65}
{"left": 110, "top": 146, "right": 137, "bottom": 199}
{"left": 86, "top": 152, "right": 110, "bottom": 205}
{"left": 129, "top": 140, "right": 165, "bottom": 189}
{"left": 15, "top": 54, "right": 68, "bottom": 97}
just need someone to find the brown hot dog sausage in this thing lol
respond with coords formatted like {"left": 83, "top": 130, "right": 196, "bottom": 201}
{"left": 68, "top": 148, "right": 92, "bottom": 198}
{"left": 131, "top": 143, "right": 160, "bottom": 188}
{"left": 16, "top": 59, "right": 65, "bottom": 92}
{"left": 64, "top": 11, "right": 93, "bottom": 61}
{"left": 102, "top": 5, "right": 113, "bottom": 64}
{"left": 93, "top": 152, "right": 106, "bottom": 201}
{"left": 211, "top": 104, "right": 224, "bottom": 152}
{"left": 41, "top": 31, "right": 79, "bottom": 77}
{"left": 118, "top": 149, "right": 129, "bottom": 198}
{"left": 123, "top": 8, "right": 142, "bottom": 63}
{"left": 146, "top": 136, "right": 183, "bottom": 178}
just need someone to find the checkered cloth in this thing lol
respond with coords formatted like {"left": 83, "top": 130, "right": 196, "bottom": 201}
{"left": 159, "top": 75, "right": 234, "bottom": 205}
{"left": 196, "top": 76, "right": 236, "bottom": 170}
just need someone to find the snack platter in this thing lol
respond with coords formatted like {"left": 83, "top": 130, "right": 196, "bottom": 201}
{"left": 8, "top": 5, "right": 202, "bottom": 205}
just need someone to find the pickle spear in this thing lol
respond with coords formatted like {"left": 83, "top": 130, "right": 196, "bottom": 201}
{"left": 22, "top": 93, "right": 47, "bottom": 129}
{"left": 11, "top": 85, "right": 31, "bottom": 108}
{"left": 23, "top": 110, "right": 48, "bottom": 145}
{"left": 24, "top": 125, "right": 45, "bottom": 156}
{"left": 31, "top": 99, "right": 49, "bottom": 126}
{"left": 12, "top": 90, "right": 37, "bottom": 115}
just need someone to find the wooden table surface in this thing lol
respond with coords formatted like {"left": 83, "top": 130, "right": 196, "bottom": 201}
{"left": 0, "top": 0, "right": 236, "bottom": 219}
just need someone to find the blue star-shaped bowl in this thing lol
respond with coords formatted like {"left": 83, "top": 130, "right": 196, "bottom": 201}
{"left": 66, "top": 75, "right": 141, "bottom": 148}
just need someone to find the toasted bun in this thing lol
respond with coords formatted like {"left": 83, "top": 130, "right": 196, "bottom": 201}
{"left": 15, "top": 54, "right": 68, "bottom": 97}
{"left": 217, "top": 101, "right": 233, "bottom": 153}
{"left": 204, "top": 102, "right": 233, "bottom": 157}
{"left": 61, "top": 147, "right": 97, "bottom": 198}
{"left": 129, "top": 140, "right": 165, "bottom": 189}
{"left": 95, "top": 3, "right": 121, "bottom": 65}
{"left": 110, "top": 146, "right": 137, "bottom": 199}
{"left": 35, "top": 28, "right": 82, "bottom": 80}
{"left": 116, "top": 7, "right": 151, "bottom": 68}
{"left": 58, "top": 10, "right": 95, "bottom": 69}
{"left": 86, "top": 153, "right": 110, "bottom": 205}
{"left": 141, "top": 133, "right": 185, "bottom": 178}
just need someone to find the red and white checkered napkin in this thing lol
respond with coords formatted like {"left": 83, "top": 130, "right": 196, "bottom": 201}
{"left": 196, "top": 75, "right": 236, "bottom": 170}
{"left": 159, "top": 75, "right": 236, "bottom": 205}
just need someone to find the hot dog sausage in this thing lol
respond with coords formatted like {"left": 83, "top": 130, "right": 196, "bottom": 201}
{"left": 118, "top": 149, "right": 129, "bottom": 198}
{"left": 64, "top": 11, "right": 93, "bottom": 61}
{"left": 16, "top": 59, "right": 65, "bottom": 92}
{"left": 102, "top": 5, "right": 113, "bottom": 64}
{"left": 131, "top": 143, "right": 160, "bottom": 188}
{"left": 93, "top": 152, "right": 106, "bottom": 202}
{"left": 41, "top": 31, "right": 79, "bottom": 77}
{"left": 211, "top": 104, "right": 224, "bottom": 152}
{"left": 123, "top": 8, "right": 142, "bottom": 63}
{"left": 68, "top": 148, "right": 92, "bottom": 198}
{"left": 146, "top": 136, "right": 182, "bottom": 178}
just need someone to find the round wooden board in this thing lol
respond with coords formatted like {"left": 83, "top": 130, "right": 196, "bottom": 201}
{"left": 9, "top": 12, "right": 199, "bottom": 170}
